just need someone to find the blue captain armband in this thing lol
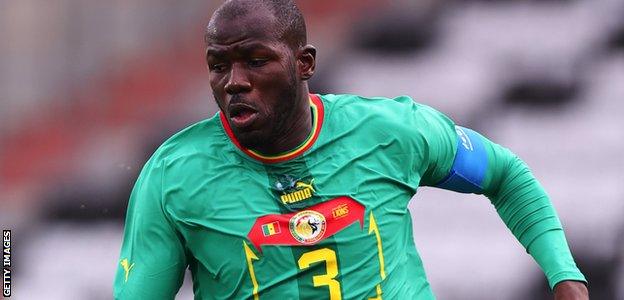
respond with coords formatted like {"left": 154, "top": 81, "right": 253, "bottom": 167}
{"left": 435, "top": 126, "right": 488, "bottom": 194}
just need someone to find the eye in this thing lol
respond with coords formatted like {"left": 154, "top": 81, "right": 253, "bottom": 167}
{"left": 209, "top": 63, "right": 228, "bottom": 73}
{"left": 248, "top": 58, "right": 268, "bottom": 68}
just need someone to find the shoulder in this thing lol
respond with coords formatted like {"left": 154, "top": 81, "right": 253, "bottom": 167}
{"left": 148, "top": 113, "right": 227, "bottom": 166}
{"left": 320, "top": 93, "right": 418, "bottom": 113}
{"left": 319, "top": 93, "right": 453, "bottom": 134}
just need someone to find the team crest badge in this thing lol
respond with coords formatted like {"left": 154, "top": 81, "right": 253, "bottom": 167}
{"left": 289, "top": 210, "right": 326, "bottom": 244}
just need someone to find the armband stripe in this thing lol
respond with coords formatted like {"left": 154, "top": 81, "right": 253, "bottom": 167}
{"left": 435, "top": 126, "right": 488, "bottom": 194}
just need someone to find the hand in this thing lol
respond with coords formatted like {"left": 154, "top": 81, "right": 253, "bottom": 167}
{"left": 554, "top": 281, "right": 588, "bottom": 300}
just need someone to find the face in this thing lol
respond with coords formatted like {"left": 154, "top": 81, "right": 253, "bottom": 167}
{"left": 205, "top": 9, "right": 304, "bottom": 150}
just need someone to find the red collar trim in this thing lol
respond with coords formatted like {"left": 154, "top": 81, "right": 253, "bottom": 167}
{"left": 220, "top": 94, "right": 324, "bottom": 164}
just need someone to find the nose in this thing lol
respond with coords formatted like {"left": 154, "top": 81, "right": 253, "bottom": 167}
{"left": 224, "top": 63, "right": 251, "bottom": 95}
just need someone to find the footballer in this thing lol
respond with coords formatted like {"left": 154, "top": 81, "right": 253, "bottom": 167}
{"left": 114, "top": 1, "right": 588, "bottom": 299}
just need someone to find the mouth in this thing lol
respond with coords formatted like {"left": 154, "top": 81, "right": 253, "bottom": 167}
{"left": 228, "top": 103, "right": 259, "bottom": 129}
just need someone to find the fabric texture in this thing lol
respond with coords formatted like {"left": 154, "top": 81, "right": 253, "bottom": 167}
{"left": 114, "top": 94, "right": 585, "bottom": 299}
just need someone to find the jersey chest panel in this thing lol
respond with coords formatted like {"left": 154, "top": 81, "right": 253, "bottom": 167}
{"left": 164, "top": 130, "right": 423, "bottom": 298}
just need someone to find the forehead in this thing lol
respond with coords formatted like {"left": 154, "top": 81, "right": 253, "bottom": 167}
{"left": 206, "top": 6, "right": 280, "bottom": 46}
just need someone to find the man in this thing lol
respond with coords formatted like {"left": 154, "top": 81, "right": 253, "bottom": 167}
{"left": 114, "top": 0, "right": 589, "bottom": 299}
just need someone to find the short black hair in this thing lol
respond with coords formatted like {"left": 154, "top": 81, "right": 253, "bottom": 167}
{"left": 205, "top": 0, "right": 307, "bottom": 48}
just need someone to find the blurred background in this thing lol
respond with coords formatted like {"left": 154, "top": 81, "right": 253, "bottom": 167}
{"left": 1, "top": 0, "right": 623, "bottom": 299}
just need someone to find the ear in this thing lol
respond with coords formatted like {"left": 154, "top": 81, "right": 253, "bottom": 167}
{"left": 297, "top": 45, "right": 316, "bottom": 81}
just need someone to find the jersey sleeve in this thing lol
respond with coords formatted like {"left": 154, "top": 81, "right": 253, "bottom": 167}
{"left": 113, "top": 157, "right": 187, "bottom": 299}
{"left": 413, "top": 105, "right": 586, "bottom": 290}
{"left": 410, "top": 104, "right": 458, "bottom": 187}
{"left": 474, "top": 131, "right": 587, "bottom": 289}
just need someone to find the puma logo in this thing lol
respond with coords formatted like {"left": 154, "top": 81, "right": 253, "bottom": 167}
{"left": 295, "top": 179, "right": 316, "bottom": 193}
{"left": 120, "top": 258, "right": 135, "bottom": 283}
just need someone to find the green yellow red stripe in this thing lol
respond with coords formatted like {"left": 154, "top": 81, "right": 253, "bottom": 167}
{"left": 220, "top": 94, "right": 324, "bottom": 164}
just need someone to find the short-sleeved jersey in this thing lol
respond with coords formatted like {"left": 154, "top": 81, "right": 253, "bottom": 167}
{"left": 114, "top": 94, "right": 461, "bottom": 299}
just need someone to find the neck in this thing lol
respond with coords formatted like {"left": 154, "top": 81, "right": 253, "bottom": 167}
{"left": 253, "top": 86, "right": 312, "bottom": 156}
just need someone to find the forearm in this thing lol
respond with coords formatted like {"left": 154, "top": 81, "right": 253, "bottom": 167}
{"left": 530, "top": 230, "right": 587, "bottom": 289}
{"left": 481, "top": 140, "right": 586, "bottom": 289}
{"left": 483, "top": 152, "right": 561, "bottom": 250}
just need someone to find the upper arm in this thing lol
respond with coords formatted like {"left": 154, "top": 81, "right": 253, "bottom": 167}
{"left": 412, "top": 105, "right": 498, "bottom": 194}
{"left": 424, "top": 123, "right": 518, "bottom": 197}
{"left": 114, "top": 158, "right": 187, "bottom": 299}
{"left": 433, "top": 126, "right": 489, "bottom": 194}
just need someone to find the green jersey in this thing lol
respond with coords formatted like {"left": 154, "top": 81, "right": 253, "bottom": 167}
{"left": 114, "top": 94, "right": 585, "bottom": 299}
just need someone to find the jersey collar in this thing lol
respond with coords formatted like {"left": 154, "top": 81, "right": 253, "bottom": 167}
{"left": 220, "top": 94, "right": 324, "bottom": 164}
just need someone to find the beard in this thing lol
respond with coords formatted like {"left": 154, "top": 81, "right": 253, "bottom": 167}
{"left": 214, "top": 62, "right": 301, "bottom": 152}
{"left": 264, "top": 64, "right": 300, "bottom": 147}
